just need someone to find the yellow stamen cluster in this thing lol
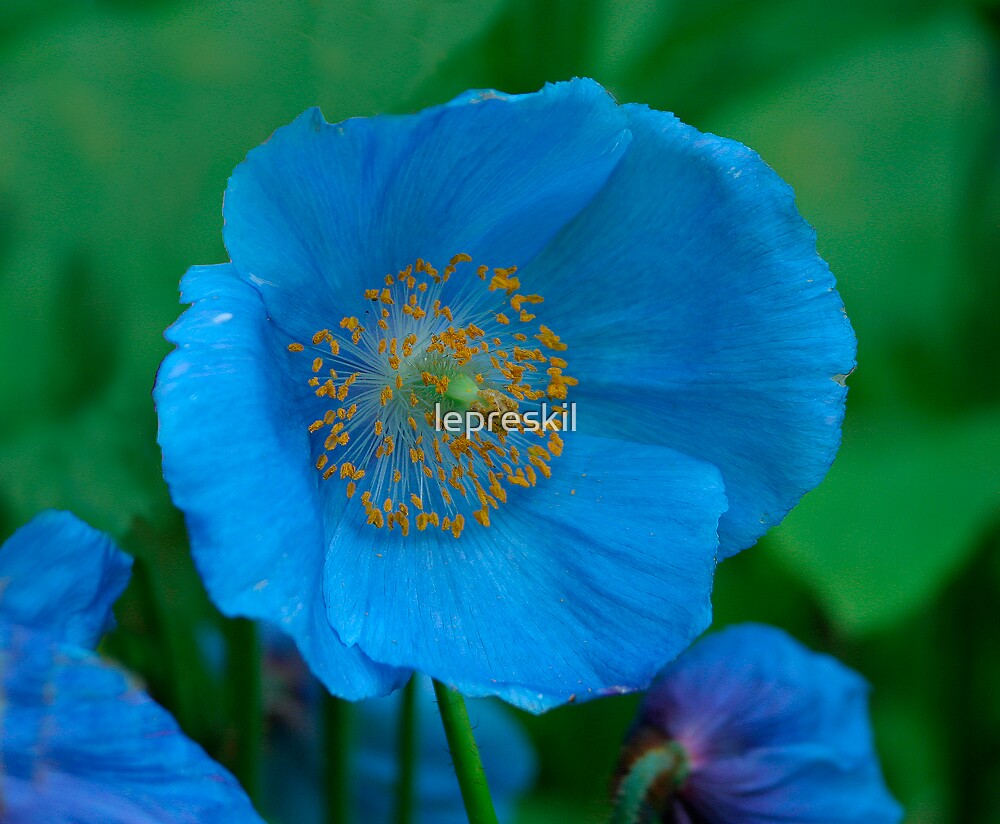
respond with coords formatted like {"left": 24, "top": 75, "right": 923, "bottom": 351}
{"left": 287, "top": 254, "right": 577, "bottom": 539}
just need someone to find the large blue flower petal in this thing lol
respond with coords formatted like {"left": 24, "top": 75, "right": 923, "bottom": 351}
{"left": 321, "top": 436, "right": 725, "bottom": 709}
{"left": 521, "top": 104, "right": 856, "bottom": 557}
{"left": 0, "top": 623, "right": 263, "bottom": 824}
{"left": 221, "top": 78, "right": 631, "bottom": 338}
{"left": 154, "top": 263, "right": 408, "bottom": 699}
{"left": 637, "top": 624, "right": 902, "bottom": 823}
{"left": 0, "top": 510, "right": 131, "bottom": 648}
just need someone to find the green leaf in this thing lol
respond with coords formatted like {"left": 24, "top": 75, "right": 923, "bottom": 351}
{"left": 699, "top": 11, "right": 994, "bottom": 418}
{"left": 770, "top": 410, "right": 1000, "bottom": 634}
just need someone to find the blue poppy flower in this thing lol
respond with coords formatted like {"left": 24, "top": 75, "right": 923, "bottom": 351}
{"left": 0, "top": 510, "right": 264, "bottom": 823}
{"left": 154, "top": 78, "right": 855, "bottom": 710}
{"left": 615, "top": 623, "right": 902, "bottom": 823}
{"left": 262, "top": 640, "right": 536, "bottom": 824}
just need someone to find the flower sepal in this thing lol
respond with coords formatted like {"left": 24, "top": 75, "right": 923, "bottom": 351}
{"left": 610, "top": 728, "right": 691, "bottom": 824}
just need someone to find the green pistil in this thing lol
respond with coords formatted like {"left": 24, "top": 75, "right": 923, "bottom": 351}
{"left": 609, "top": 740, "right": 690, "bottom": 824}
{"left": 444, "top": 373, "right": 479, "bottom": 407}
{"left": 400, "top": 352, "right": 482, "bottom": 414}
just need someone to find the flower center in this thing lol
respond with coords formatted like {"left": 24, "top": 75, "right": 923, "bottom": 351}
{"left": 288, "top": 254, "right": 577, "bottom": 539}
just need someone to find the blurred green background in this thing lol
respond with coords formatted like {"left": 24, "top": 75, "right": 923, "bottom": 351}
{"left": 1, "top": 1, "right": 998, "bottom": 822}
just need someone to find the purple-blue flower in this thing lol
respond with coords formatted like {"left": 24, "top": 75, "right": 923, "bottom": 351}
{"left": 0, "top": 510, "right": 263, "bottom": 823}
{"left": 154, "top": 78, "right": 855, "bottom": 710}
{"left": 615, "top": 623, "right": 902, "bottom": 823}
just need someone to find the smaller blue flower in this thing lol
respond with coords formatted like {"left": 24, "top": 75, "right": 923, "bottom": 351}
{"left": 614, "top": 623, "right": 902, "bottom": 823}
{"left": 0, "top": 510, "right": 264, "bottom": 824}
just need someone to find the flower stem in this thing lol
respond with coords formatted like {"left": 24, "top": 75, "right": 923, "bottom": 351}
{"left": 394, "top": 676, "right": 418, "bottom": 824}
{"left": 225, "top": 618, "right": 262, "bottom": 805}
{"left": 432, "top": 680, "right": 499, "bottom": 824}
{"left": 323, "top": 692, "right": 352, "bottom": 824}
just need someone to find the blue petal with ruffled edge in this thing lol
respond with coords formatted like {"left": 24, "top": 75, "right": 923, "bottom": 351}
{"left": 635, "top": 623, "right": 902, "bottom": 823}
{"left": 321, "top": 436, "right": 724, "bottom": 708}
{"left": 1, "top": 625, "right": 263, "bottom": 824}
{"left": 155, "top": 264, "right": 408, "bottom": 700}
{"left": 222, "top": 79, "right": 630, "bottom": 340}
{"left": 0, "top": 509, "right": 131, "bottom": 647}
{"left": 523, "top": 105, "right": 856, "bottom": 558}
{"left": 0, "top": 512, "right": 263, "bottom": 823}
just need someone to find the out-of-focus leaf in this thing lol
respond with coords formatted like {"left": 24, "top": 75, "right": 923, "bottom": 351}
{"left": 0, "top": 380, "right": 162, "bottom": 537}
{"left": 770, "top": 411, "right": 1000, "bottom": 634}
{"left": 516, "top": 793, "right": 606, "bottom": 824}
{"left": 615, "top": 0, "right": 953, "bottom": 121}
{"left": 0, "top": 0, "right": 505, "bottom": 530}
{"left": 701, "top": 11, "right": 993, "bottom": 417}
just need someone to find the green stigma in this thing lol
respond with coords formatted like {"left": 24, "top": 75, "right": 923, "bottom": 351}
{"left": 444, "top": 373, "right": 479, "bottom": 408}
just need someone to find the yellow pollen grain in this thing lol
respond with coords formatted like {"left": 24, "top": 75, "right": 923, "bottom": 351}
{"left": 288, "top": 342, "right": 304, "bottom": 352}
{"left": 488, "top": 267, "right": 520, "bottom": 295}
{"left": 364, "top": 289, "right": 379, "bottom": 300}
{"left": 536, "top": 325, "right": 567, "bottom": 351}
{"left": 549, "top": 432, "right": 564, "bottom": 457}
